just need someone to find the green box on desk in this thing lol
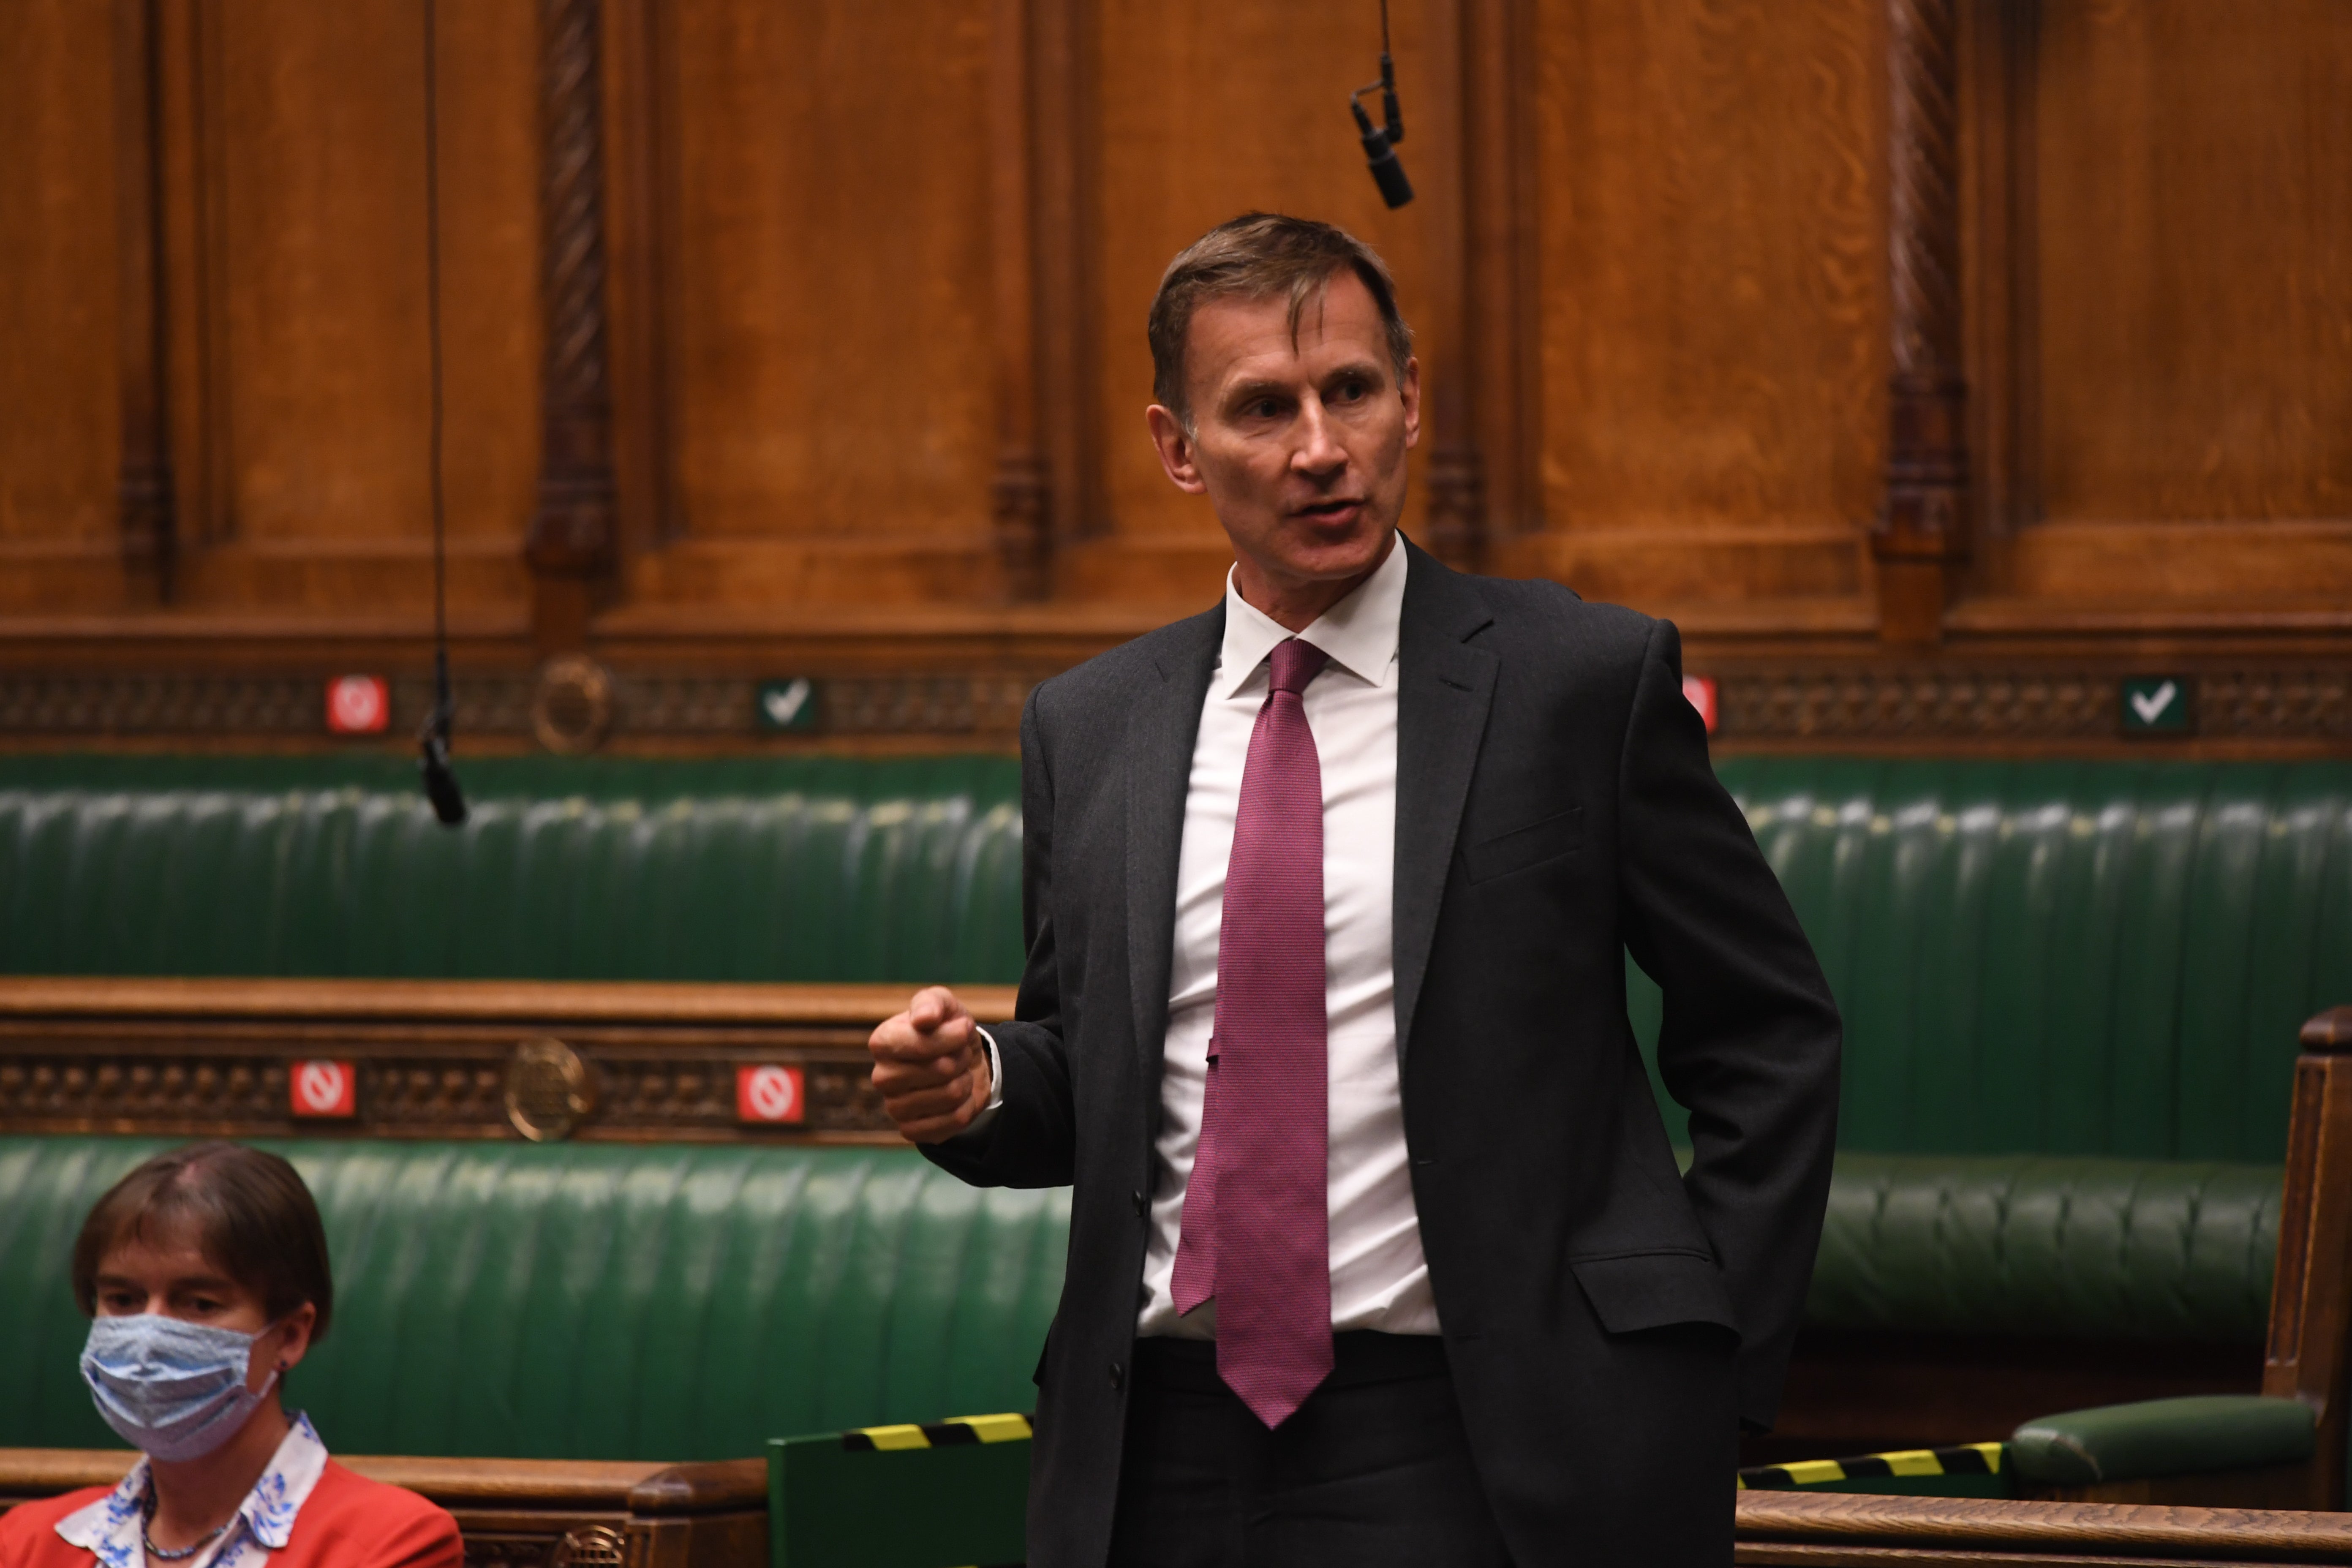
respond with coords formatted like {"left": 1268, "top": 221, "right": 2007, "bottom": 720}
{"left": 769, "top": 1416, "right": 1030, "bottom": 1568}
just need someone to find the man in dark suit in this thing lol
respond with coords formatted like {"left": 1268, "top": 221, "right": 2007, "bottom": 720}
{"left": 868, "top": 213, "right": 1840, "bottom": 1568}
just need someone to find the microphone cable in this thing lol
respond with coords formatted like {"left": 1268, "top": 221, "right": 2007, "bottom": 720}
{"left": 417, "top": 0, "right": 467, "bottom": 825}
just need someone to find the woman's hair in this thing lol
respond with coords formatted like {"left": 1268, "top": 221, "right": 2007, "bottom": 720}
{"left": 71, "top": 1143, "right": 334, "bottom": 1341}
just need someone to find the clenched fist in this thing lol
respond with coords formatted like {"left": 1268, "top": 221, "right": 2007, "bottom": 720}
{"left": 868, "top": 985, "right": 993, "bottom": 1143}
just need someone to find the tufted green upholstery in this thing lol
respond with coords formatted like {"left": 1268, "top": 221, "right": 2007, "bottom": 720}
{"left": 5, "top": 755, "right": 2347, "bottom": 1160}
{"left": 0, "top": 1137, "right": 2278, "bottom": 1461}
{"left": 0, "top": 1137, "right": 1067, "bottom": 1462}
{"left": 1805, "top": 1154, "right": 2281, "bottom": 1342}
{"left": 0, "top": 754, "right": 1023, "bottom": 984}
{"left": 1627, "top": 758, "right": 2352, "bottom": 1163}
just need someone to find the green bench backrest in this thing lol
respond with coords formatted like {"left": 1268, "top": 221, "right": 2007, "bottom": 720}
{"left": 0, "top": 1138, "right": 2277, "bottom": 1461}
{"left": 0, "top": 754, "right": 1024, "bottom": 983}
{"left": 0, "top": 1137, "right": 1066, "bottom": 1462}
{"left": 5, "top": 754, "right": 2349, "bottom": 1160}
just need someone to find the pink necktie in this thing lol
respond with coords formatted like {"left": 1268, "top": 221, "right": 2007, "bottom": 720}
{"left": 1171, "top": 636, "right": 1334, "bottom": 1427}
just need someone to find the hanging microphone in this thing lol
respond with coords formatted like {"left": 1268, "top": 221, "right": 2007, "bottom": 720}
{"left": 1350, "top": 2, "right": 1412, "bottom": 208}
{"left": 419, "top": 648, "right": 467, "bottom": 825}
{"left": 416, "top": 0, "right": 467, "bottom": 828}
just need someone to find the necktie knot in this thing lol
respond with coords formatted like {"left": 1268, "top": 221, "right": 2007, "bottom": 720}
{"left": 1268, "top": 638, "right": 1329, "bottom": 697}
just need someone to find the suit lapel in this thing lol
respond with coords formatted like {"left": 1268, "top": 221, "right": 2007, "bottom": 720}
{"left": 1391, "top": 542, "right": 1497, "bottom": 1064}
{"left": 1126, "top": 604, "right": 1225, "bottom": 1089}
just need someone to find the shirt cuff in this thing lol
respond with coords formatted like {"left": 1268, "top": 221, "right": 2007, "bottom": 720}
{"left": 963, "top": 1024, "right": 1004, "bottom": 1135}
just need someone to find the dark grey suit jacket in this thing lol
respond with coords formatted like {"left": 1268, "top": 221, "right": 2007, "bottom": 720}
{"left": 924, "top": 539, "right": 1841, "bottom": 1567}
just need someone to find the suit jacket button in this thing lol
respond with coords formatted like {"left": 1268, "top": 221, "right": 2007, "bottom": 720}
{"left": 1109, "top": 1361, "right": 1125, "bottom": 1390}
{"left": 1131, "top": 1190, "right": 1146, "bottom": 1217}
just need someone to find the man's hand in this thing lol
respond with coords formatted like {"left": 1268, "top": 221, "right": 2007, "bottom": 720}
{"left": 868, "top": 985, "right": 993, "bottom": 1144}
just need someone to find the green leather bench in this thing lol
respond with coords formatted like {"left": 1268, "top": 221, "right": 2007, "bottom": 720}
{"left": 2, "top": 754, "right": 2348, "bottom": 1461}
{"left": 0, "top": 1135, "right": 2278, "bottom": 1462}
{"left": 0, "top": 1138, "right": 1066, "bottom": 1462}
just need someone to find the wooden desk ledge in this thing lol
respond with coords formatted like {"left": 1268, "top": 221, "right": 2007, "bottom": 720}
{"left": 1736, "top": 1489, "right": 2352, "bottom": 1563}
{"left": 0, "top": 1449, "right": 766, "bottom": 1517}
{"left": 0, "top": 976, "right": 1020, "bottom": 1029}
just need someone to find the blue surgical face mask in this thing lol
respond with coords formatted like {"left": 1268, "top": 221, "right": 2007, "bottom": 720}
{"left": 79, "top": 1314, "right": 278, "bottom": 1462}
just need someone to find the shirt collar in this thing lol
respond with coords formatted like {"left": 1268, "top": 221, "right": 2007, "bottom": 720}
{"left": 1214, "top": 531, "right": 1407, "bottom": 700}
{"left": 58, "top": 1413, "right": 331, "bottom": 1564}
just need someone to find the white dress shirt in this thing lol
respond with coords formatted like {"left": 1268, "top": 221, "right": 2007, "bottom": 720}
{"left": 1136, "top": 534, "right": 1437, "bottom": 1338}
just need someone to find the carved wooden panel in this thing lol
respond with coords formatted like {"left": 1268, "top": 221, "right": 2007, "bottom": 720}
{"left": 1505, "top": 0, "right": 1885, "bottom": 615}
{"left": 1982, "top": 0, "right": 2352, "bottom": 612}
{"left": 0, "top": 0, "right": 121, "bottom": 610}
{"left": 157, "top": 0, "right": 541, "bottom": 621}
{"left": 611, "top": 0, "right": 1004, "bottom": 617}
{"left": 0, "top": 0, "right": 2347, "bottom": 701}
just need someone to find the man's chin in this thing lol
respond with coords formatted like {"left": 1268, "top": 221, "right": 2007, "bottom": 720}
{"left": 1266, "top": 518, "right": 1395, "bottom": 582}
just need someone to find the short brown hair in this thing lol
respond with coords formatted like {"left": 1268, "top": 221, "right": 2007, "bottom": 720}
{"left": 72, "top": 1143, "right": 334, "bottom": 1341}
{"left": 1147, "top": 212, "right": 1415, "bottom": 427}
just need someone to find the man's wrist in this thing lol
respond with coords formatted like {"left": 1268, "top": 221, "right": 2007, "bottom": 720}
{"left": 966, "top": 1025, "right": 1004, "bottom": 1132}
{"left": 974, "top": 1025, "right": 1004, "bottom": 1111}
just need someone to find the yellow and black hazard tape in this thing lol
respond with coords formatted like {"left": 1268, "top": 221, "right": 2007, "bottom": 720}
{"left": 1737, "top": 1441, "right": 2003, "bottom": 1491}
{"left": 841, "top": 1413, "right": 1034, "bottom": 1451}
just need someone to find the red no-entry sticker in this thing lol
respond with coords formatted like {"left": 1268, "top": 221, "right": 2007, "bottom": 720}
{"left": 736, "top": 1064, "right": 806, "bottom": 1124}
{"left": 325, "top": 676, "right": 390, "bottom": 735}
{"left": 290, "top": 1060, "right": 357, "bottom": 1118}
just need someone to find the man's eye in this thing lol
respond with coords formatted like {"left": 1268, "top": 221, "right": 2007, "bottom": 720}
{"left": 1334, "top": 378, "right": 1368, "bottom": 403}
{"left": 1247, "top": 399, "right": 1282, "bottom": 419}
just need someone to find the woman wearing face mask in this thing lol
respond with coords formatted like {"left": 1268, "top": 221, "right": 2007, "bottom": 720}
{"left": 0, "top": 1143, "right": 461, "bottom": 1568}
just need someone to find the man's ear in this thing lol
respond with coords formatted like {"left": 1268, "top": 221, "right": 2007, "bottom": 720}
{"left": 1145, "top": 404, "right": 1208, "bottom": 495}
{"left": 1399, "top": 355, "right": 1422, "bottom": 450}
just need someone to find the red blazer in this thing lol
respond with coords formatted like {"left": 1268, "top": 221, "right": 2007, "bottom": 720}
{"left": 0, "top": 1460, "right": 461, "bottom": 1568}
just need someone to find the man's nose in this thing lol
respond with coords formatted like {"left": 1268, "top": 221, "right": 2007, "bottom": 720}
{"left": 1291, "top": 397, "right": 1347, "bottom": 476}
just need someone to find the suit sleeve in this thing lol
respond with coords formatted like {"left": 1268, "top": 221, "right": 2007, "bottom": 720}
{"left": 920, "top": 684, "right": 1077, "bottom": 1190}
{"left": 1616, "top": 619, "right": 1841, "bottom": 1431}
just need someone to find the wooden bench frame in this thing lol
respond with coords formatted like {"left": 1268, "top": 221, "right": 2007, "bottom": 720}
{"left": 0, "top": 1450, "right": 766, "bottom": 1568}
{"left": 2019, "top": 1006, "right": 2352, "bottom": 1511}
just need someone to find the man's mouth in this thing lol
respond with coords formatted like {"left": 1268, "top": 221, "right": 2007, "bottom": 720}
{"left": 1294, "top": 498, "right": 1366, "bottom": 520}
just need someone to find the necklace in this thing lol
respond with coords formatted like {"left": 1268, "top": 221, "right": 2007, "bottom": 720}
{"left": 140, "top": 1499, "right": 231, "bottom": 1563}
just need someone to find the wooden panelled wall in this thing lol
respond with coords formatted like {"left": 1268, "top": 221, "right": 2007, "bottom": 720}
{"left": 1, "top": 0, "right": 2346, "bottom": 752}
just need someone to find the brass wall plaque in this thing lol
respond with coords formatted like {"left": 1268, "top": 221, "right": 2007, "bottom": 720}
{"left": 505, "top": 1037, "right": 596, "bottom": 1142}
{"left": 550, "top": 1525, "right": 628, "bottom": 1567}
{"left": 531, "top": 655, "right": 615, "bottom": 754}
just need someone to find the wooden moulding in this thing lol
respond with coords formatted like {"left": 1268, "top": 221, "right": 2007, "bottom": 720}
{"left": 1734, "top": 1490, "right": 2352, "bottom": 1564}
{"left": 0, "top": 1449, "right": 767, "bottom": 1568}
{"left": 0, "top": 977, "right": 1016, "bottom": 1145}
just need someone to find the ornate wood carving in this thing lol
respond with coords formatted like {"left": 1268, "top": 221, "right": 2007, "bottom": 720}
{"left": 527, "top": 0, "right": 619, "bottom": 654}
{"left": 1026, "top": 0, "right": 1100, "bottom": 544}
{"left": 1734, "top": 1488, "right": 2352, "bottom": 1562}
{"left": 1876, "top": 0, "right": 1970, "bottom": 645}
{"left": 2, "top": 666, "right": 2345, "bottom": 745}
{"left": 113, "top": 0, "right": 175, "bottom": 600}
{"left": 0, "top": 1450, "right": 765, "bottom": 1568}
{"left": 987, "top": 0, "right": 1051, "bottom": 599}
{"left": 1423, "top": 448, "right": 1487, "bottom": 571}
{"left": 1461, "top": 0, "right": 1536, "bottom": 541}
{"left": 0, "top": 978, "right": 1011, "bottom": 1143}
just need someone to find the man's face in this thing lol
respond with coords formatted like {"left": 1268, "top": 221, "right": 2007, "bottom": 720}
{"left": 1147, "top": 272, "right": 1420, "bottom": 602}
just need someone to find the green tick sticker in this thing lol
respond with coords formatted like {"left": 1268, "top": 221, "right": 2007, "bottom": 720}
{"left": 756, "top": 677, "right": 820, "bottom": 732}
{"left": 2120, "top": 676, "right": 2192, "bottom": 735}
